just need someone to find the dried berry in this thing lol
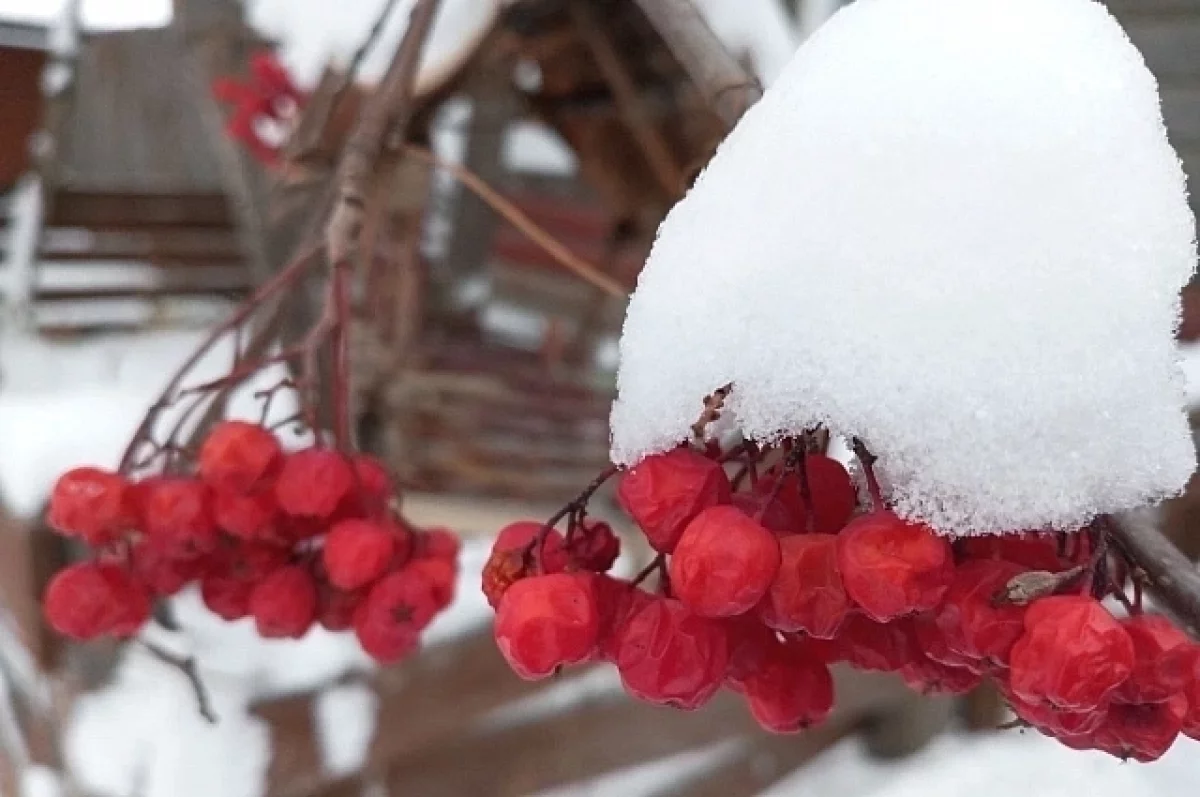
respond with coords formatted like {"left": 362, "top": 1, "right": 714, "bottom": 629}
{"left": 495, "top": 573, "right": 600, "bottom": 680}
{"left": 1094, "top": 695, "right": 1188, "bottom": 762}
{"left": 743, "top": 642, "right": 834, "bottom": 733}
{"left": 617, "top": 448, "right": 731, "bottom": 553}
{"left": 669, "top": 506, "right": 781, "bottom": 617}
{"left": 566, "top": 519, "right": 621, "bottom": 573}
{"left": 836, "top": 511, "right": 953, "bottom": 622}
{"left": 1115, "top": 614, "right": 1199, "bottom": 705}
{"left": 932, "top": 558, "right": 1027, "bottom": 670}
{"left": 615, "top": 598, "right": 728, "bottom": 709}
{"left": 757, "top": 533, "right": 848, "bottom": 638}
{"left": 198, "top": 420, "right": 281, "bottom": 493}
{"left": 482, "top": 521, "right": 567, "bottom": 608}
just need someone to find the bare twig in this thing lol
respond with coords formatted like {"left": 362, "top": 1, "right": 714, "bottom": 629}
{"left": 139, "top": 640, "right": 217, "bottom": 724}
{"left": 689, "top": 383, "right": 732, "bottom": 444}
{"left": 405, "top": 146, "right": 628, "bottom": 298}
{"left": 1107, "top": 514, "right": 1200, "bottom": 641}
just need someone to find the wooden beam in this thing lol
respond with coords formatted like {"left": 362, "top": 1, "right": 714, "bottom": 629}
{"left": 568, "top": 0, "right": 685, "bottom": 201}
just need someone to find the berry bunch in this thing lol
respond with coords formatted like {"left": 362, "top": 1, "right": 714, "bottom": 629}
{"left": 485, "top": 435, "right": 1200, "bottom": 757}
{"left": 211, "top": 51, "right": 305, "bottom": 166}
{"left": 42, "top": 420, "right": 458, "bottom": 665}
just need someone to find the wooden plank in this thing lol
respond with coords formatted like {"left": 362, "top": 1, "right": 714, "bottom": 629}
{"left": 39, "top": 228, "right": 243, "bottom": 262}
{"left": 45, "top": 192, "right": 232, "bottom": 230}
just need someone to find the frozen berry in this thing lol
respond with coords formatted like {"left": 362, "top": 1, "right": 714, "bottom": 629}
{"left": 615, "top": 597, "right": 728, "bottom": 709}
{"left": 250, "top": 565, "right": 318, "bottom": 639}
{"left": 900, "top": 653, "right": 984, "bottom": 696}
{"left": 757, "top": 533, "right": 848, "bottom": 638}
{"left": 1183, "top": 655, "right": 1200, "bottom": 740}
{"left": 743, "top": 643, "right": 835, "bottom": 732}
{"left": 129, "top": 538, "right": 206, "bottom": 596}
{"left": 337, "top": 454, "right": 393, "bottom": 518}
{"left": 198, "top": 420, "right": 281, "bottom": 493}
{"left": 495, "top": 573, "right": 599, "bottom": 680}
{"left": 1094, "top": 695, "right": 1188, "bottom": 762}
{"left": 566, "top": 519, "right": 621, "bottom": 572}
{"left": 323, "top": 519, "right": 396, "bottom": 591}
{"left": 43, "top": 562, "right": 149, "bottom": 639}
{"left": 617, "top": 448, "right": 731, "bottom": 553}
{"left": 419, "top": 527, "right": 461, "bottom": 561}
{"left": 836, "top": 614, "right": 918, "bottom": 673}
{"left": 1115, "top": 614, "right": 1199, "bottom": 705}
{"left": 317, "top": 585, "right": 366, "bottom": 632}
{"left": 722, "top": 615, "right": 779, "bottom": 693}
{"left": 1003, "top": 685, "right": 1106, "bottom": 738}
{"left": 221, "top": 539, "right": 290, "bottom": 581}
{"left": 801, "top": 454, "right": 858, "bottom": 533}
{"left": 593, "top": 575, "right": 654, "bottom": 663}
{"left": 48, "top": 467, "right": 135, "bottom": 545}
{"left": 932, "top": 558, "right": 1027, "bottom": 669}
{"left": 669, "top": 506, "right": 781, "bottom": 617}
{"left": 836, "top": 511, "right": 953, "bottom": 622}
{"left": 912, "top": 610, "right": 982, "bottom": 673}
{"left": 354, "top": 596, "right": 420, "bottom": 663}
{"left": 1009, "top": 595, "right": 1134, "bottom": 712}
{"left": 482, "top": 521, "right": 567, "bottom": 608}
{"left": 361, "top": 566, "right": 443, "bottom": 632}
{"left": 958, "top": 531, "right": 1067, "bottom": 572}
{"left": 274, "top": 448, "right": 353, "bottom": 519}
{"left": 201, "top": 574, "right": 254, "bottom": 621}
{"left": 732, "top": 493, "right": 799, "bottom": 536}
{"left": 213, "top": 488, "right": 279, "bottom": 540}
{"left": 750, "top": 467, "right": 808, "bottom": 532}
{"left": 141, "top": 478, "right": 219, "bottom": 556}
{"left": 405, "top": 558, "right": 457, "bottom": 610}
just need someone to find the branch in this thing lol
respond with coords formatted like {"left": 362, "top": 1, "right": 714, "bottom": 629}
{"left": 630, "top": 0, "right": 763, "bottom": 131}
{"left": 1107, "top": 514, "right": 1200, "bottom": 641}
{"left": 139, "top": 639, "right": 218, "bottom": 724}
{"left": 405, "top": 146, "right": 628, "bottom": 298}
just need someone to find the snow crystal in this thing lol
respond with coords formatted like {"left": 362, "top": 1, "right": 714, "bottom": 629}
{"left": 313, "top": 681, "right": 378, "bottom": 777}
{"left": 610, "top": 0, "right": 1198, "bottom": 535}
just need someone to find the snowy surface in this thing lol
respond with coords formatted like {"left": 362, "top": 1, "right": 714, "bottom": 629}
{"left": 611, "top": 0, "right": 1199, "bottom": 535}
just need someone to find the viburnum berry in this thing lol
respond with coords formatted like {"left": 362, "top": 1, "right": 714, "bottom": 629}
{"left": 249, "top": 565, "right": 318, "bottom": 639}
{"left": 361, "top": 566, "right": 443, "bottom": 632}
{"left": 757, "top": 533, "right": 848, "bottom": 638}
{"left": 419, "top": 527, "right": 461, "bottom": 561}
{"left": 617, "top": 448, "right": 731, "bottom": 553}
{"left": 201, "top": 574, "right": 255, "bottom": 621}
{"left": 198, "top": 420, "right": 281, "bottom": 493}
{"left": 322, "top": 519, "right": 396, "bottom": 591}
{"left": 128, "top": 539, "right": 207, "bottom": 597}
{"left": 566, "top": 519, "right": 621, "bottom": 572}
{"left": 835, "top": 613, "right": 918, "bottom": 673}
{"left": 354, "top": 599, "right": 420, "bottom": 663}
{"left": 404, "top": 557, "right": 457, "bottom": 610}
{"left": 494, "top": 573, "right": 600, "bottom": 680}
{"left": 836, "top": 511, "right": 953, "bottom": 622}
{"left": 750, "top": 467, "right": 808, "bottom": 532}
{"left": 316, "top": 585, "right": 366, "bottom": 632}
{"left": 140, "top": 478, "right": 220, "bottom": 556}
{"left": 213, "top": 488, "right": 279, "bottom": 540}
{"left": 614, "top": 597, "right": 728, "bottom": 709}
{"left": 669, "top": 505, "right": 781, "bottom": 617}
{"left": 336, "top": 454, "right": 393, "bottom": 518}
{"left": 958, "top": 531, "right": 1068, "bottom": 572}
{"left": 742, "top": 642, "right": 835, "bottom": 733}
{"left": 801, "top": 454, "right": 858, "bottom": 534}
{"left": 1183, "top": 655, "right": 1200, "bottom": 740}
{"left": 1093, "top": 695, "right": 1188, "bottom": 762}
{"left": 274, "top": 448, "right": 353, "bottom": 519}
{"left": 593, "top": 574, "right": 654, "bottom": 663}
{"left": 932, "top": 558, "right": 1027, "bottom": 670}
{"left": 482, "top": 521, "right": 567, "bottom": 608}
{"left": 48, "top": 467, "right": 135, "bottom": 545}
{"left": 43, "top": 562, "right": 150, "bottom": 640}
{"left": 912, "top": 610, "right": 982, "bottom": 672}
{"left": 731, "top": 493, "right": 799, "bottom": 536}
{"left": 1002, "top": 685, "right": 1107, "bottom": 738}
{"left": 1115, "top": 614, "right": 1199, "bottom": 705}
{"left": 899, "top": 652, "right": 984, "bottom": 696}
{"left": 1009, "top": 595, "right": 1134, "bottom": 712}
{"left": 722, "top": 615, "right": 779, "bottom": 693}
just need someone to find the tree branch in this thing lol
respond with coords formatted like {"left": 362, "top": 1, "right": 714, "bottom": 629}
{"left": 1106, "top": 513, "right": 1200, "bottom": 640}
{"left": 630, "top": 0, "right": 763, "bottom": 131}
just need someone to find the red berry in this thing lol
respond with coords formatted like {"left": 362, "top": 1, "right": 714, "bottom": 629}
{"left": 566, "top": 519, "right": 621, "bottom": 573}
{"left": 405, "top": 558, "right": 457, "bottom": 610}
{"left": 48, "top": 467, "right": 135, "bottom": 545}
{"left": 220, "top": 539, "right": 291, "bottom": 581}
{"left": 958, "top": 531, "right": 1069, "bottom": 572}
{"left": 932, "top": 559, "right": 1027, "bottom": 670}
{"left": 201, "top": 575, "right": 255, "bottom": 620}
{"left": 750, "top": 467, "right": 808, "bottom": 532}
{"left": 1093, "top": 695, "right": 1188, "bottom": 762}
{"left": 337, "top": 454, "right": 393, "bottom": 518}
{"left": 495, "top": 573, "right": 599, "bottom": 680}
{"left": 1009, "top": 595, "right": 1134, "bottom": 712}
{"left": 617, "top": 448, "right": 731, "bottom": 553}
{"left": 801, "top": 454, "right": 858, "bottom": 533}
{"left": 353, "top": 599, "right": 420, "bottom": 663}
{"left": 128, "top": 539, "right": 206, "bottom": 596}
{"left": 198, "top": 420, "right": 281, "bottom": 493}
{"left": 274, "top": 449, "right": 353, "bottom": 519}
{"left": 213, "top": 489, "right": 279, "bottom": 541}
{"left": 322, "top": 519, "right": 396, "bottom": 590}
{"left": 723, "top": 615, "right": 779, "bottom": 693}
{"left": 743, "top": 643, "right": 835, "bottom": 733}
{"left": 757, "top": 533, "right": 848, "bottom": 638}
{"left": 615, "top": 597, "right": 728, "bottom": 709}
{"left": 361, "top": 566, "right": 443, "bottom": 632}
{"left": 836, "top": 511, "right": 953, "bottom": 622}
{"left": 836, "top": 613, "right": 918, "bottom": 672}
{"left": 912, "top": 611, "right": 982, "bottom": 673}
{"left": 899, "top": 653, "right": 984, "bottom": 696}
{"left": 1182, "top": 654, "right": 1200, "bottom": 740}
{"left": 669, "top": 506, "right": 781, "bottom": 617}
{"left": 249, "top": 565, "right": 318, "bottom": 638}
{"left": 1003, "top": 685, "right": 1106, "bottom": 738}
{"left": 317, "top": 585, "right": 366, "bottom": 632}
{"left": 593, "top": 575, "right": 654, "bottom": 663}
{"left": 43, "top": 562, "right": 149, "bottom": 639}
{"left": 141, "top": 478, "right": 219, "bottom": 556}
{"left": 419, "top": 527, "right": 461, "bottom": 561}
{"left": 732, "top": 493, "right": 800, "bottom": 536}
{"left": 1115, "top": 614, "right": 1199, "bottom": 705}
{"left": 482, "top": 522, "right": 567, "bottom": 608}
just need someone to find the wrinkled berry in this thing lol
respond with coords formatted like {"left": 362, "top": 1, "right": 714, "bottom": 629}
{"left": 757, "top": 533, "right": 848, "bottom": 638}
{"left": 743, "top": 642, "right": 834, "bottom": 733}
{"left": 617, "top": 448, "right": 731, "bottom": 553}
{"left": 1115, "top": 614, "right": 1199, "bottom": 705}
{"left": 669, "top": 506, "right": 781, "bottom": 617}
{"left": 615, "top": 598, "right": 727, "bottom": 709}
{"left": 836, "top": 511, "right": 953, "bottom": 622}
{"left": 495, "top": 573, "right": 599, "bottom": 680}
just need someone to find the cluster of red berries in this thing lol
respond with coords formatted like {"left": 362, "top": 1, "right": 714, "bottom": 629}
{"left": 211, "top": 51, "right": 305, "bottom": 165}
{"left": 484, "top": 442, "right": 1200, "bottom": 759}
{"left": 42, "top": 420, "right": 458, "bottom": 664}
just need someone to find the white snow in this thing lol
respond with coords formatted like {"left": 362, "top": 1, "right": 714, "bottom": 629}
{"left": 610, "top": 0, "right": 1199, "bottom": 535}
{"left": 20, "top": 766, "right": 63, "bottom": 797}
{"left": 313, "top": 680, "right": 379, "bottom": 777}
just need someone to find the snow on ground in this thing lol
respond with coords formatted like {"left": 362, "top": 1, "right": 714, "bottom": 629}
{"left": 611, "top": 0, "right": 1198, "bottom": 536}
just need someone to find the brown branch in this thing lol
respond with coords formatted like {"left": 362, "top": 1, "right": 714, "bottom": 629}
{"left": 1107, "top": 514, "right": 1200, "bottom": 641}
{"left": 326, "top": 0, "right": 442, "bottom": 267}
{"left": 630, "top": 0, "right": 763, "bottom": 131}
{"left": 139, "top": 639, "right": 218, "bottom": 725}
{"left": 690, "top": 383, "right": 732, "bottom": 444}
{"left": 405, "top": 146, "right": 629, "bottom": 298}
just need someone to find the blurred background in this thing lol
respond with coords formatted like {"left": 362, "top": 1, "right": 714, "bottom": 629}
{"left": 1, "top": 0, "right": 1199, "bottom": 795}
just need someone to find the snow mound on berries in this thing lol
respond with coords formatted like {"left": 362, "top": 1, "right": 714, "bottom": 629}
{"left": 610, "top": 0, "right": 1198, "bottom": 535}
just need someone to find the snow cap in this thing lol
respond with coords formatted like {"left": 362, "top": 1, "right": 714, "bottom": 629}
{"left": 610, "top": 0, "right": 1198, "bottom": 535}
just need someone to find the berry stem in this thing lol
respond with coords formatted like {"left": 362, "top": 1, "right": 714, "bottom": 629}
{"left": 632, "top": 553, "right": 666, "bottom": 588}
{"left": 330, "top": 257, "right": 353, "bottom": 450}
{"left": 851, "top": 437, "right": 885, "bottom": 511}
{"left": 524, "top": 464, "right": 619, "bottom": 572}
{"left": 139, "top": 638, "right": 218, "bottom": 724}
